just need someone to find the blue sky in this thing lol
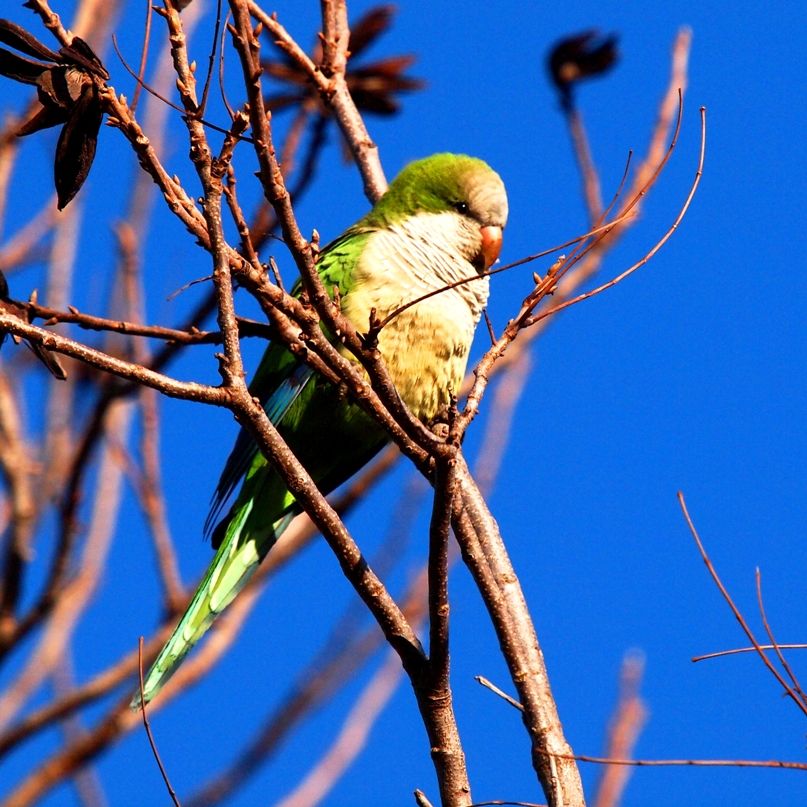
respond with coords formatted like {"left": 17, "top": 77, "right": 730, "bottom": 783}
{"left": 1, "top": 1, "right": 806, "bottom": 806}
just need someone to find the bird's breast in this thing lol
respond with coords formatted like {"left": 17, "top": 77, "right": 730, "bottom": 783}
{"left": 338, "top": 218, "right": 491, "bottom": 422}
{"left": 342, "top": 276, "right": 481, "bottom": 423}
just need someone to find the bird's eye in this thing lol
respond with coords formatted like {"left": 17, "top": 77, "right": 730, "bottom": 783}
{"left": 453, "top": 200, "right": 469, "bottom": 215}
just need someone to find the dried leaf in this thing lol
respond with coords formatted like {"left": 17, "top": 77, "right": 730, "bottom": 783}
{"left": 547, "top": 30, "right": 619, "bottom": 108}
{"left": 0, "top": 272, "right": 66, "bottom": 378}
{"left": 54, "top": 83, "right": 102, "bottom": 209}
{"left": 348, "top": 5, "right": 395, "bottom": 58}
{"left": 351, "top": 54, "right": 419, "bottom": 80}
{"left": 263, "top": 59, "right": 308, "bottom": 87}
{"left": 27, "top": 340, "right": 67, "bottom": 379}
{"left": 346, "top": 90, "right": 399, "bottom": 116}
{"left": 0, "top": 18, "right": 60, "bottom": 62}
{"left": 0, "top": 46, "right": 50, "bottom": 84}
{"left": 262, "top": 3, "right": 422, "bottom": 119}
{"left": 265, "top": 91, "right": 307, "bottom": 112}
{"left": 17, "top": 101, "right": 68, "bottom": 136}
{"left": 0, "top": 21, "right": 108, "bottom": 208}
{"left": 59, "top": 35, "right": 109, "bottom": 80}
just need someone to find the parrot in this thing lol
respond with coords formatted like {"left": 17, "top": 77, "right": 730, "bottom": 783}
{"left": 135, "top": 153, "right": 508, "bottom": 705}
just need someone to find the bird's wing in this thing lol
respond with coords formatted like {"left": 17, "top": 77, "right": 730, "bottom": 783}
{"left": 204, "top": 355, "right": 313, "bottom": 536}
{"left": 204, "top": 227, "right": 372, "bottom": 537}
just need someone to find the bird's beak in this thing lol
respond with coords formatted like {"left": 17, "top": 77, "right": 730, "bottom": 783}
{"left": 479, "top": 225, "right": 503, "bottom": 272}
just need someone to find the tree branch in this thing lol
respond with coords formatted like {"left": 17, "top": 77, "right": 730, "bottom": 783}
{"left": 453, "top": 458, "right": 585, "bottom": 807}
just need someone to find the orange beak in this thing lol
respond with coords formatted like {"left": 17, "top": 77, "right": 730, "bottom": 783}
{"left": 479, "top": 225, "right": 503, "bottom": 272}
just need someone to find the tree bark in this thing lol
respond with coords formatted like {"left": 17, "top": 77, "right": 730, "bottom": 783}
{"left": 453, "top": 457, "right": 585, "bottom": 807}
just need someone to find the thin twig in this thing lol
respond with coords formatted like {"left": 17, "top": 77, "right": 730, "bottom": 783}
{"left": 458, "top": 93, "right": 699, "bottom": 438}
{"left": 468, "top": 802, "right": 545, "bottom": 807}
{"left": 475, "top": 676, "right": 524, "bottom": 712}
{"left": 551, "top": 754, "right": 807, "bottom": 771}
{"left": 755, "top": 569, "right": 807, "bottom": 706}
{"left": 678, "top": 491, "right": 807, "bottom": 717}
{"left": 138, "top": 638, "right": 181, "bottom": 807}
{"left": 414, "top": 790, "right": 437, "bottom": 807}
{"left": 529, "top": 104, "right": 706, "bottom": 326}
{"left": 692, "top": 644, "right": 807, "bottom": 663}
{"left": 476, "top": 673, "right": 805, "bottom": 773}
{"left": 131, "top": 0, "right": 154, "bottom": 112}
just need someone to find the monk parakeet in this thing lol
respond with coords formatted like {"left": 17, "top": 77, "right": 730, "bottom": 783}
{"left": 136, "top": 153, "right": 508, "bottom": 705}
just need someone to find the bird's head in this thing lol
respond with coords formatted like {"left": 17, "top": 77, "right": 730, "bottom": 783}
{"left": 364, "top": 153, "right": 508, "bottom": 273}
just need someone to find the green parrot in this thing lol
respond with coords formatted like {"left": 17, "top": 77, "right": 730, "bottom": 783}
{"left": 135, "top": 153, "right": 508, "bottom": 705}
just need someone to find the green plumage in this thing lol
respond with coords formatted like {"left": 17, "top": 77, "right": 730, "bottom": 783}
{"left": 134, "top": 154, "right": 507, "bottom": 706}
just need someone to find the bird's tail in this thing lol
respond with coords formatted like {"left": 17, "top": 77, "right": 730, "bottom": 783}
{"left": 131, "top": 504, "right": 293, "bottom": 708}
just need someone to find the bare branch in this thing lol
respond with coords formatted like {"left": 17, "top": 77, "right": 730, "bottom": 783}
{"left": 593, "top": 654, "right": 648, "bottom": 807}
{"left": 529, "top": 104, "right": 705, "bottom": 326}
{"left": 692, "top": 644, "right": 807, "bottom": 664}
{"left": 0, "top": 313, "right": 228, "bottom": 404}
{"left": 0, "top": 399, "right": 133, "bottom": 732}
{"left": 138, "top": 638, "right": 181, "bottom": 807}
{"left": 552, "top": 754, "right": 807, "bottom": 772}
{"left": 276, "top": 650, "right": 404, "bottom": 807}
{"left": 678, "top": 491, "right": 807, "bottom": 717}
{"left": 755, "top": 570, "right": 807, "bottom": 707}
{"left": 0, "top": 373, "right": 36, "bottom": 639}
{"left": 453, "top": 459, "right": 584, "bottom": 807}
{"left": 247, "top": 1, "right": 388, "bottom": 199}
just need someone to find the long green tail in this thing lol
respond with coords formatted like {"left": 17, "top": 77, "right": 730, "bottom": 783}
{"left": 132, "top": 504, "right": 293, "bottom": 707}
